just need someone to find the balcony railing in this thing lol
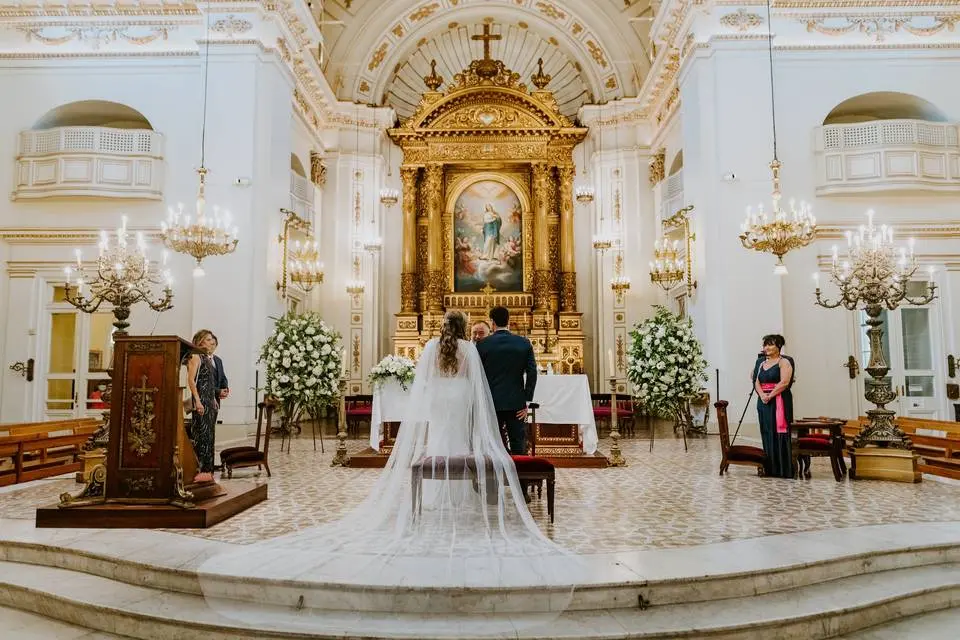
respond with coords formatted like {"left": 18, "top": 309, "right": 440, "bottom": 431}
{"left": 661, "top": 169, "right": 684, "bottom": 218}
{"left": 813, "top": 119, "right": 960, "bottom": 195}
{"left": 13, "top": 126, "right": 164, "bottom": 200}
{"left": 289, "top": 171, "right": 315, "bottom": 220}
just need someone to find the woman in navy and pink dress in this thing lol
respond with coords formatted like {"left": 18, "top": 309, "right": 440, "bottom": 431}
{"left": 753, "top": 334, "right": 794, "bottom": 478}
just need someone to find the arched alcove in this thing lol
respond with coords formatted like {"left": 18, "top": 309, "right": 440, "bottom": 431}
{"left": 823, "top": 92, "right": 947, "bottom": 125}
{"left": 32, "top": 100, "right": 153, "bottom": 130}
{"left": 290, "top": 153, "right": 307, "bottom": 177}
{"left": 668, "top": 150, "right": 683, "bottom": 176}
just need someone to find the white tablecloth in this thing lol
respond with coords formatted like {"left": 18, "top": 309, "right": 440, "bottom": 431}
{"left": 531, "top": 374, "right": 598, "bottom": 455}
{"left": 370, "top": 380, "right": 409, "bottom": 451}
{"left": 369, "top": 375, "right": 598, "bottom": 455}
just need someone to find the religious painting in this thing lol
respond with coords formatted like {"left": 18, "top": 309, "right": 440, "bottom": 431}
{"left": 453, "top": 180, "right": 524, "bottom": 292}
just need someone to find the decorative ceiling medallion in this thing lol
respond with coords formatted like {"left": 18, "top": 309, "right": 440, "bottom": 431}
{"left": 211, "top": 15, "right": 253, "bottom": 37}
{"left": 586, "top": 40, "right": 608, "bottom": 68}
{"left": 535, "top": 1, "right": 567, "bottom": 21}
{"left": 392, "top": 24, "right": 405, "bottom": 38}
{"left": 368, "top": 42, "right": 387, "bottom": 71}
{"left": 410, "top": 3, "right": 440, "bottom": 22}
{"left": 719, "top": 9, "right": 764, "bottom": 32}
{"left": 518, "top": 21, "right": 528, "bottom": 29}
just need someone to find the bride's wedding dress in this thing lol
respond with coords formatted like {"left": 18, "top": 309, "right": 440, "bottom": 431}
{"left": 199, "top": 338, "right": 585, "bottom": 628}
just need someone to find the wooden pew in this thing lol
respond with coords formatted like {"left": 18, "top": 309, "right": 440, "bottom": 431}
{"left": 842, "top": 417, "right": 960, "bottom": 480}
{"left": 0, "top": 418, "right": 101, "bottom": 487}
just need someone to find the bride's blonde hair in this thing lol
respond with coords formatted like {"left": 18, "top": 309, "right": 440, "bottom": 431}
{"left": 438, "top": 310, "right": 467, "bottom": 375}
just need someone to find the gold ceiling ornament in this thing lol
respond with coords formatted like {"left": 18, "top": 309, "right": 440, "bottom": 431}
{"left": 738, "top": 0, "right": 816, "bottom": 275}
{"left": 276, "top": 208, "right": 322, "bottom": 297}
{"left": 531, "top": 57, "right": 551, "bottom": 90}
{"left": 423, "top": 58, "right": 443, "bottom": 91}
{"left": 161, "top": 168, "right": 238, "bottom": 278}
{"left": 650, "top": 205, "right": 697, "bottom": 297}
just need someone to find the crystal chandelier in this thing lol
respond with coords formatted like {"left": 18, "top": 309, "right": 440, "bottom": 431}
{"left": 649, "top": 237, "right": 684, "bottom": 291}
{"left": 161, "top": 168, "right": 238, "bottom": 277}
{"left": 288, "top": 239, "right": 324, "bottom": 292}
{"left": 814, "top": 209, "right": 936, "bottom": 450}
{"left": 64, "top": 216, "right": 174, "bottom": 334}
{"left": 610, "top": 251, "right": 631, "bottom": 304}
{"left": 738, "top": 0, "right": 816, "bottom": 275}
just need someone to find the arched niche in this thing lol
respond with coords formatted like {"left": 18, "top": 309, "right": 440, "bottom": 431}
{"left": 668, "top": 150, "right": 683, "bottom": 176}
{"left": 823, "top": 92, "right": 947, "bottom": 125}
{"left": 33, "top": 100, "right": 153, "bottom": 130}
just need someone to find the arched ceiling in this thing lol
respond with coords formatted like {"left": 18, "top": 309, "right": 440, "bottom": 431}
{"left": 317, "top": 0, "right": 655, "bottom": 121}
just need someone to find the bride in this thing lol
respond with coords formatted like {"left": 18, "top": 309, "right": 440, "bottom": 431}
{"left": 200, "top": 311, "right": 583, "bottom": 598}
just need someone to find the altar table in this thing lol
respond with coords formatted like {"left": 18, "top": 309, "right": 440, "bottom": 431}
{"left": 370, "top": 375, "right": 598, "bottom": 455}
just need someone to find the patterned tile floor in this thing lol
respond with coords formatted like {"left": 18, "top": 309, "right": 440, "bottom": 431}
{"left": 3, "top": 435, "right": 960, "bottom": 553}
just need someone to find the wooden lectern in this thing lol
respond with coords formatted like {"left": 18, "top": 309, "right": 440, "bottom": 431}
{"left": 37, "top": 335, "right": 267, "bottom": 528}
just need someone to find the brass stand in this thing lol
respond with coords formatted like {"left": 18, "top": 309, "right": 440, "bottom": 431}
{"left": 607, "top": 377, "right": 626, "bottom": 467}
{"left": 331, "top": 377, "right": 350, "bottom": 467}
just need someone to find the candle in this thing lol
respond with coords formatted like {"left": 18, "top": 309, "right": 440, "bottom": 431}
{"left": 812, "top": 272, "right": 820, "bottom": 286}
{"left": 341, "top": 347, "right": 348, "bottom": 377}
{"left": 866, "top": 209, "right": 874, "bottom": 229}
{"left": 74, "top": 248, "right": 82, "bottom": 267}
{"left": 607, "top": 348, "right": 615, "bottom": 375}
{"left": 831, "top": 245, "right": 838, "bottom": 264}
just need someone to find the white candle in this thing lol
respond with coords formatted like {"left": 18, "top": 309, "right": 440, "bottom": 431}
{"left": 813, "top": 272, "right": 820, "bottom": 286}
{"left": 341, "top": 347, "right": 348, "bottom": 377}
{"left": 607, "top": 348, "right": 615, "bottom": 375}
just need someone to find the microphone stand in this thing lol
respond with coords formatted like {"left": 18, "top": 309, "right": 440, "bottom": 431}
{"left": 731, "top": 353, "right": 763, "bottom": 446}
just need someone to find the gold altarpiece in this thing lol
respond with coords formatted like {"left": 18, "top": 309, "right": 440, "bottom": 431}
{"left": 388, "top": 55, "right": 587, "bottom": 372}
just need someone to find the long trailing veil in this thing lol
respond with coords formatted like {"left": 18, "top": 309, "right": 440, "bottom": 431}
{"left": 198, "top": 338, "right": 587, "bottom": 631}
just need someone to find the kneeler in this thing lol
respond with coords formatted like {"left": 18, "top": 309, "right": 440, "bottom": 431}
{"left": 510, "top": 403, "right": 556, "bottom": 523}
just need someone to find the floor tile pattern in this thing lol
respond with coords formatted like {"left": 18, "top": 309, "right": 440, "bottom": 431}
{"left": 3, "top": 435, "right": 960, "bottom": 553}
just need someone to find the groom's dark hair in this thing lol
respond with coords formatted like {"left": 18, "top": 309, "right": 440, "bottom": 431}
{"left": 489, "top": 306, "right": 509, "bottom": 329}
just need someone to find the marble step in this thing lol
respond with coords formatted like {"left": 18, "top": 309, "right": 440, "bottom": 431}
{"left": 3, "top": 531, "right": 960, "bottom": 615}
{"left": 1, "top": 559, "right": 959, "bottom": 639}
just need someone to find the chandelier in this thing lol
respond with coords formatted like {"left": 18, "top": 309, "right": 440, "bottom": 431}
{"left": 814, "top": 209, "right": 936, "bottom": 451}
{"left": 346, "top": 255, "right": 365, "bottom": 302}
{"left": 738, "top": 0, "right": 816, "bottom": 274}
{"left": 379, "top": 188, "right": 399, "bottom": 207}
{"left": 575, "top": 186, "right": 595, "bottom": 204}
{"left": 161, "top": 168, "right": 238, "bottom": 277}
{"left": 64, "top": 216, "right": 173, "bottom": 334}
{"left": 649, "top": 238, "right": 684, "bottom": 291}
{"left": 289, "top": 239, "right": 325, "bottom": 292}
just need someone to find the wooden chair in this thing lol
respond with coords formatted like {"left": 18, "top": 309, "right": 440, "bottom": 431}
{"left": 221, "top": 400, "right": 274, "bottom": 478}
{"left": 715, "top": 400, "right": 766, "bottom": 476}
{"left": 790, "top": 418, "right": 846, "bottom": 482}
{"left": 511, "top": 403, "right": 555, "bottom": 522}
{"left": 591, "top": 393, "right": 634, "bottom": 437}
{"left": 345, "top": 395, "right": 373, "bottom": 439}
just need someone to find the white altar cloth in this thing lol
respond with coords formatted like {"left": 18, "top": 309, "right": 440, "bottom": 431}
{"left": 370, "top": 380, "right": 409, "bottom": 451}
{"left": 531, "top": 375, "right": 598, "bottom": 455}
{"left": 369, "top": 375, "right": 598, "bottom": 455}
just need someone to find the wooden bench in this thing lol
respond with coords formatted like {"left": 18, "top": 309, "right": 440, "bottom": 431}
{"left": 0, "top": 418, "right": 101, "bottom": 487}
{"left": 842, "top": 416, "right": 960, "bottom": 480}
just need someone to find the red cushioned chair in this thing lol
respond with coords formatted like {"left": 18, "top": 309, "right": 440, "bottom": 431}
{"left": 344, "top": 395, "right": 373, "bottom": 439}
{"left": 510, "top": 403, "right": 556, "bottom": 523}
{"left": 716, "top": 400, "right": 766, "bottom": 476}
{"left": 591, "top": 393, "right": 635, "bottom": 438}
{"left": 791, "top": 417, "right": 847, "bottom": 482}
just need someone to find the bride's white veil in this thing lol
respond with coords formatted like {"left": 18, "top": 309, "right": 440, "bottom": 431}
{"left": 197, "top": 326, "right": 587, "bottom": 633}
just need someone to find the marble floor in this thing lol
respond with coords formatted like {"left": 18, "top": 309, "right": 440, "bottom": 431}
{"left": 2, "top": 434, "right": 960, "bottom": 552}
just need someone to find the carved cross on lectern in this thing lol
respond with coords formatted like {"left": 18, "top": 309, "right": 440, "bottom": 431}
{"left": 128, "top": 373, "right": 158, "bottom": 457}
{"left": 471, "top": 24, "right": 501, "bottom": 60}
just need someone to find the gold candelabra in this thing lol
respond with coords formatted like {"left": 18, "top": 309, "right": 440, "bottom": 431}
{"left": 607, "top": 377, "right": 626, "bottom": 467}
{"left": 161, "top": 168, "right": 238, "bottom": 277}
{"left": 814, "top": 209, "right": 936, "bottom": 449}
{"left": 650, "top": 205, "right": 696, "bottom": 296}
{"left": 64, "top": 216, "right": 174, "bottom": 335}
{"left": 331, "top": 347, "right": 350, "bottom": 467}
{"left": 739, "top": 161, "right": 816, "bottom": 275}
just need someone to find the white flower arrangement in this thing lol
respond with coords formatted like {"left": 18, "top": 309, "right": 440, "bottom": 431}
{"left": 368, "top": 354, "right": 417, "bottom": 391}
{"left": 626, "top": 305, "right": 708, "bottom": 420}
{"left": 259, "top": 312, "right": 343, "bottom": 420}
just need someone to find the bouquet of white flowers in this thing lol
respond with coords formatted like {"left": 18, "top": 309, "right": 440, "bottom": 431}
{"left": 626, "top": 306, "right": 708, "bottom": 421}
{"left": 259, "top": 312, "right": 343, "bottom": 427}
{"left": 368, "top": 354, "right": 416, "bottom": 391}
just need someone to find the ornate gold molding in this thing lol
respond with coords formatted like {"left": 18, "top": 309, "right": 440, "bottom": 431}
{"left": 211, "top": 15, "right": 253, "bottom": 37}
{"left": 649, "top": 148, "right": 666, "bottom": 186}
{"left": 720, "top": 9, "right": 765, "bottom": 32}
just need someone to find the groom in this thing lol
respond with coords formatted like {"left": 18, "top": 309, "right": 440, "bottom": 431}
{"left": 476, "top": 306, "right": 537, "bottom": 455}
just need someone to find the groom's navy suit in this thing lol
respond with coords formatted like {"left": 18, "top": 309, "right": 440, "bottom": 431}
{"left": 476, "top": 329, "right": 538, "bottom": 454}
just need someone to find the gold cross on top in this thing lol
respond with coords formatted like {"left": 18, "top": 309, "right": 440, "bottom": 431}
{"left": 471, "top": 24, "right": 501, "bottom": 61}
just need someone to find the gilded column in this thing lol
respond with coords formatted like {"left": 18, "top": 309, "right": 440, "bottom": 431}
{"left": 424, "top": 162, "right": 444, "bottom": 311}
{"left": 399, "top": 166, "right": 419, "bottom": 313}
{"left": 532, "top": 162, "right": 551, "bottom": 310}
{"left": 558, "top": 164, "right": 577, "bottom": 312}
